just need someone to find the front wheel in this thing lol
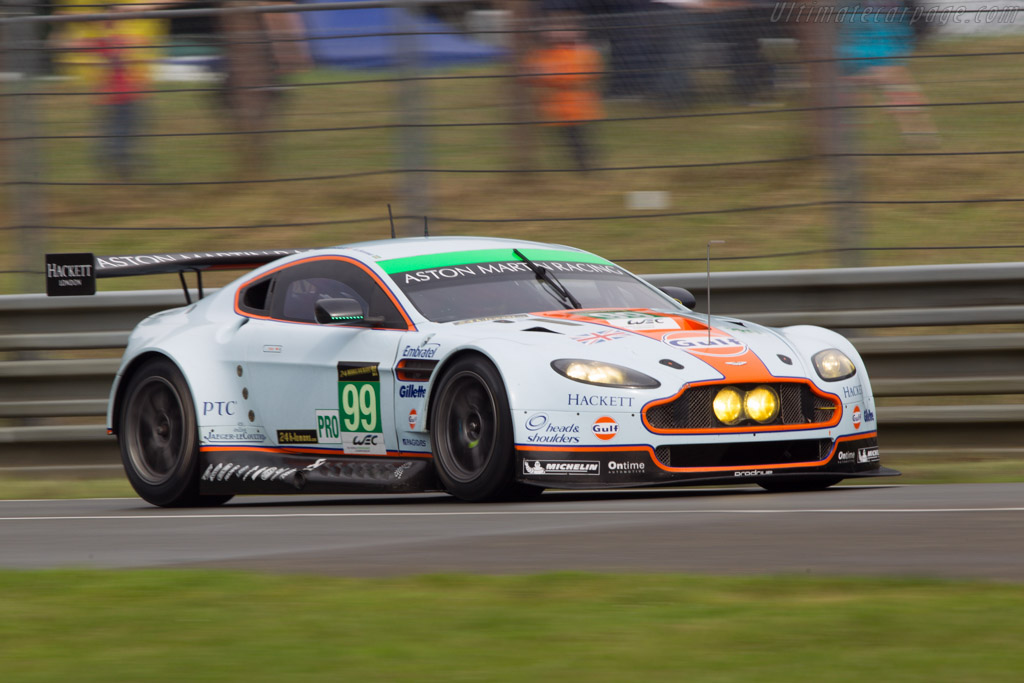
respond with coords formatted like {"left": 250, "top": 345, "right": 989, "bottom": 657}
{"left": 430, "top": 356, "right": 536, "bottom": 502}
{"left": 119, "top": 357, "right": 232, "bottom": 507}
{"left": 757, "top": 476, "right": 843, "bottom": 493}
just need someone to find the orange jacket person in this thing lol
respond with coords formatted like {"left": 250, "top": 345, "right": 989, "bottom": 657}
{"left": 526, "top": 16, "right": 603, "bottom": 172}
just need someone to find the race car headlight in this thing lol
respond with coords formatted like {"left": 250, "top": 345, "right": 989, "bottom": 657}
{"left": 812, "top": 348, "right": 857, "bottom": 382}
{"left": 713, "top": 387, "right": 744, "bottom": 425}
{"left": 744, "top": 386, "right": 780, "bottom": 424}
{"left": 551, "top": 359, "right": 661, "bottom": 389}
{"left": 713, "top": 385, "right": 780, "bottom": 425}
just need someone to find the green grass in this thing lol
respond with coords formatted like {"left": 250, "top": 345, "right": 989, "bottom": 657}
{"left": 0, "top": 475, "right": 134, "bottom": 500}
{"left": 4, "top": 35, "right": 1024, "bottom": 294}
{"left": 1, "top": 570, "right": 1023, "bottom": 681}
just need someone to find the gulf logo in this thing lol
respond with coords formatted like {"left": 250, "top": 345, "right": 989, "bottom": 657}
{"left": 852, "top": 405, "right": 862, "bottom": 430}
{"left": 592, "top": 416, "right": 618, "bottom": 441}
{"left": 661, "top": 331, "right": 748, "bottom": 357}
{"left": 409, "top": 409, "right": 418, "bottom": 430}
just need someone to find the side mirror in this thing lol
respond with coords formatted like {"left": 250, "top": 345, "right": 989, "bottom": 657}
{"left": 659, "top": 286, "right": 696, "bottom": 309}
{"left": 314, "top": 297, "right": 368, "bottom": 325}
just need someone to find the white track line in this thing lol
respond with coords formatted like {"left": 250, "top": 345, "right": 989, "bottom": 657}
{"left": 2, "top": 507, "right": 1024, "bottom": 522}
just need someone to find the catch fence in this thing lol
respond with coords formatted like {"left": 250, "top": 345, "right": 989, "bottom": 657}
{"left": 2, "top": 1, "right": 1024, "bottom": 293}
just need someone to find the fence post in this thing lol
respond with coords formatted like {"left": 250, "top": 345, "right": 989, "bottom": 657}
{"left": 221, "top": 2, "right": 277, "bottom": 175}
{"left": 2, "top": 2, "right": 46, "bottom": 293}
{"left": 824, "top": 5, "right": 864, "bottom": 268}
{"left": 395, "top": 0, "right": 430, "bottom": 234}
{"left": 798, "top": 2, "right": 863, "bottom": 268}
{"left": 503, "top": 0, "right": 535, "bottom": 176}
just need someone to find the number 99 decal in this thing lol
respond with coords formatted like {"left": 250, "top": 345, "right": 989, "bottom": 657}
{"left": 341, "top": 383, "right": 378, "bottom": 432}
{"left": 333, "top": 362, "right": 386, "bottom": 455}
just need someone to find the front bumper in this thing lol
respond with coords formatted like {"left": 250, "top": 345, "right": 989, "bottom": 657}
{"left": 516, "top": 433, "right": 897, "bottom": 488}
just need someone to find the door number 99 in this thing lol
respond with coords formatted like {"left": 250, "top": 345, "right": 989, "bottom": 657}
{"left": 341, "top": 383, "right": 377, "bottom": 432}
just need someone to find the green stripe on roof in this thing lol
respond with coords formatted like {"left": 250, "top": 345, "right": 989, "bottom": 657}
{"left": 379, "top": 248, "right": 613, "bottom": 274}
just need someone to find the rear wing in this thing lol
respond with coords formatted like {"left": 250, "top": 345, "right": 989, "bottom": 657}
{"left": 45, "top": 249, "right": 306, "bottom": 303}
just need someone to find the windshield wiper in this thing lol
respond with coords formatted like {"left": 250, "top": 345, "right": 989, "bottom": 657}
{"left": 513, "top": 248, "right": 582, "bottom": 310}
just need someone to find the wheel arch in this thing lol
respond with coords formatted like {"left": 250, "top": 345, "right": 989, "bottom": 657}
{"left": 425, "top": 348, "right": 504, "bottom": 431}
{"left": 109, "top": 351, "right": 190, "bottom": 436}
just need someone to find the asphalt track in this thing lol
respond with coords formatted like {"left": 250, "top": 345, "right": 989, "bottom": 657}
{"left": 1, "top": 483, "right": 1022, "bottom": 580}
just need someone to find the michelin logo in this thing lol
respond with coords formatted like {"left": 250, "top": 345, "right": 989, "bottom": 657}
{"left": 523, "top": 460, "right": 600, "bottom": 475}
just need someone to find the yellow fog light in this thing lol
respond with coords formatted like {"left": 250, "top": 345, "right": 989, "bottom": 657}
{"left": 744, "top": 385, "right": 780, "bottom": 424}
{"left": 713, "top": 387, "right": 744, "bottom": 425}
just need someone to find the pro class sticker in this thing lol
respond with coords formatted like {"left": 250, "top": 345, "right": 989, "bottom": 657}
{"left": 315, "top": 410, "right": 342, "bottom": 444}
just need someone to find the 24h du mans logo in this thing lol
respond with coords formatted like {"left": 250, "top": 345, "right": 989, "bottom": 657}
{"left": 661, "top": 330, "right": 748, "bottom": 357}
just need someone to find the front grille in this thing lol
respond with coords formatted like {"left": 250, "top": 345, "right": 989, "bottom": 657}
{"left": 657, "top": 439, "right": 833, "bottom": 468}
{"left": 645, "top": 381, "right": 838, "bottom": 431}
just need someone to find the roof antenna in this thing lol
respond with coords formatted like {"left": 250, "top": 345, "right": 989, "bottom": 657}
{"left": 423, "top": 215, "right": 429, "bottom": 237}
{"left": 706, "top": 240, "right": 725, "bottom": 344}
{"left": 387, "top": 204, "right": 396, "bottom": 239}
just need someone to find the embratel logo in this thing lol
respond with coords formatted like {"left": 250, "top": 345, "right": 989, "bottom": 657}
{"left": 592, "top": 416, "right": 618, "bottom": 441}
{"left": 852, "top": 405, "right": 862, "bottom": 429}
{"left": 401, "top": 343, "right": 440, "bottom": 359}
{"left": 661, "top": 331, "right": 747, "bottom": 357}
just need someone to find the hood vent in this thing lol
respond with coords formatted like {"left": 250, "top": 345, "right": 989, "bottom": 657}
{"left": 523, "top": 326, "right": 560, "bottom": 334}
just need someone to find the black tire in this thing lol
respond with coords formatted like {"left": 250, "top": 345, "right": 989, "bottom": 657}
{"left": 429, "top": 355, "right": 538, "bottom": 502}
{"left": 119, "top": 357, "right": 232, "bottom": 507}
{"left": 757, "top": 476, "right": 843, "bottom": 493}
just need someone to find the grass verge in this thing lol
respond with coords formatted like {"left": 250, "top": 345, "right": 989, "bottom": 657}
{"left": 1, "top": 570, "right": 1023, "bottom": 682}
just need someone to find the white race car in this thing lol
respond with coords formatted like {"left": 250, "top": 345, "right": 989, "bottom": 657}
{"left": 48, "top": 236, "right": 896, "bottom": 506}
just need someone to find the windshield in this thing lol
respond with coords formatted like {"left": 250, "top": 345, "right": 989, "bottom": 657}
{"left": 380, "top": 249, "right": 680, "bottom": 323}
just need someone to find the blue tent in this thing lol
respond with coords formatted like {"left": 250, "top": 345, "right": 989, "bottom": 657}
{"left": 300, "top": 0, "right": 503, "bottom": 68}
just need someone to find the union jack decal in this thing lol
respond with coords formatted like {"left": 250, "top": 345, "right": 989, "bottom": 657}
{"left": 573, "top": 330, "right": 628, "bottom": 345}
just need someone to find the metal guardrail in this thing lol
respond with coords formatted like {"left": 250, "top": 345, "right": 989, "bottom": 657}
{"left": 1, "top": 263, "right": 1022, "bottom": 468}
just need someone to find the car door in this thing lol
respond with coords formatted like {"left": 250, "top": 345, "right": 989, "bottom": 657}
{"left": 234, "top": 256, "right": 413, "bottom": 457}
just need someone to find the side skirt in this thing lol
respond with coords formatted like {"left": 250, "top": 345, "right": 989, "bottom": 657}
{"left": 198, "top": 448, "right": 440, "bottom": 495}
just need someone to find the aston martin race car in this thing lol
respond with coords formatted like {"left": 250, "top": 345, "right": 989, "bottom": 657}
{"left": 48, "top": 236, "right": 897, "bottom": 506}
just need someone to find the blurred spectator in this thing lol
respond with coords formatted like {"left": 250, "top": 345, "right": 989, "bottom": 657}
{"left": 838, "top": 0, "right": 938, "bottom": 143}
{"left": 526, "top": 12, "right": 604, "bottom": 172}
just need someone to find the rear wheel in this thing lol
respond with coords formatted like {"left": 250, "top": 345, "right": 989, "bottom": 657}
{"left": 757, "top": 476, "right": 843, "bottom": 493}
{"left": 430, "top": 356, "right": 540, "bottom": 502}
{"left": 119, "top": 358, "right": 232, "bottom": 507}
